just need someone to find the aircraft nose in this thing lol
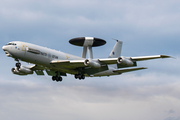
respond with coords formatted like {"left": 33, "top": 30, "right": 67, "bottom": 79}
{"left": 2, "top": 45, "right": 7, "bottom": 51}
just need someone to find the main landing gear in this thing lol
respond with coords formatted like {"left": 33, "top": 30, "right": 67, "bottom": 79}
{"left": 74, "top": 74, "right": 85, "bottom": 80}
{"left": 52, "top": 71, "right": 63, "bottom": 82}
{"left": 52, "top": 76, "right": 62, "bottom": 82}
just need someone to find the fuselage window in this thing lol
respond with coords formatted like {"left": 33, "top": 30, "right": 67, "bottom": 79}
{"left": 6, "top": 43, "right": 16, "bottom": 45}
{"left": 41, "top": 52, "right": 47, "bottom": 56}
{"left": 52, "top": 55, "right": 58, "bottom": 59}
{"left": 26, "top": 47, "right": 40, "bottom": 54}
{"left": 48, "top": 54, "right": 51, "bottom": 58}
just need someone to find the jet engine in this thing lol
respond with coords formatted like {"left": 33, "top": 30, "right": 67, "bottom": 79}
{"left": 117, "top": 57, "right": 134, "bottom": 66}
{"left": 84, "top": 59, "right": 101, "bottom": 68}
{"left": 11, "top": 66, "right": 33, "bottom": 75}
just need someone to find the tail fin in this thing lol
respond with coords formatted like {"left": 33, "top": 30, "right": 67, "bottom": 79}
{"left": 109, "top": 40, "right": 123, "bottom": 58}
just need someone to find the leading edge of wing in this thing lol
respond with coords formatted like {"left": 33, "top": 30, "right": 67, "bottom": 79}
{"left": 50, "top": 60, "right": 86, "bottom": 68}
{"left": 113, "top": 67, "right": 147, "bottom": 74}
{"left": 131, "top": 55, "right": 171, "bottom": 61}
{"left": 51, "top": 60, "right": 85, "bottom": 64}
{"left": 51, "top": 58, "right": 119, "bottom": 66}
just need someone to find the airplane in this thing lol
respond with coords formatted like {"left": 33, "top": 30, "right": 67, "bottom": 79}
{"left": 2, "top": 37, "right": 171, "bottom": 82}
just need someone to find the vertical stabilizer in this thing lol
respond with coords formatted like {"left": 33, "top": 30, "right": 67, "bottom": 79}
{"left": 108, "top": 40, "right": 123, "bottom": 69}
{"left": 109, "top": 40, "right": 123, "bottom": 58}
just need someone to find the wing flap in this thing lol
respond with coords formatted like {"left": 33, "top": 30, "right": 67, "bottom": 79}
{"left": 113, "top": 67, "right": 147, "bottom": 73}
{"left": 131, "top": 55, "right": 171, "bottom": 61}
{"left": 35, "top": 70, "right": 45, "bottom": 75}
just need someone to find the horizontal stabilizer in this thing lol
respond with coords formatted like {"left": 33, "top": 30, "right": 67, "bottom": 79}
{"left": 131, "top": 55, "right": 171, "bottom": 61}
{"left": 113, "top": 67, "right": 147, "bottom": 74}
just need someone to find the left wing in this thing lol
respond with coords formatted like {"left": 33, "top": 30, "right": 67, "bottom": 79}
{"left": 14, "top": 55, "right": 170, "bottom": 76}
{"left": 50, "top": 58, "right": 121, "bottom": 69}
{"left": 50, "top": 58, "right": 118, "bottom": 65}
{"left": 131, "top": 55, "right": 171, "bottom": 61}
{"left": 50, "top": 60, "right": 85, "bottom": 68}
{"left": 50, "top": 55, "right": 171, "bottom": 68}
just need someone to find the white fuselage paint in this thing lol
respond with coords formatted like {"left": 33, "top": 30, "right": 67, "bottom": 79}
{"left": 18, "top": 42, "right": 83, "bottom": 65}
{"left": 3, "top": 41, "right": 118, "bottom": 77}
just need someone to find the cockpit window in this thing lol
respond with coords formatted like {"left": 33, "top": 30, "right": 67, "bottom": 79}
{"left": 6, "top": 43, "right": 16, "bottom": 45}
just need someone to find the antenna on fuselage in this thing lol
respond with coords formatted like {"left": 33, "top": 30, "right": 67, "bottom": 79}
{"left": 69, "top": 37, "right": 106, "bottom": 59}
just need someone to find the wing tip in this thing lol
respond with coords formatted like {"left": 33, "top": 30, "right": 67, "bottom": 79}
{"left": 160, "top": 55, "right": 172, "bottom": 58}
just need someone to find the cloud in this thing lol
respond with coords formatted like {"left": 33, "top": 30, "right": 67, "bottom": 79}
{"left": 0, "top": 62, "right": 180, "bottom": 120}
{"left": 169, "top": 109, "right": 175, "bottom": 114}
{"left": 164, "top": 117, "right": 180, "bottom": 120}
{"left": 0, "top": 56, "right": 179, "bottom": 120}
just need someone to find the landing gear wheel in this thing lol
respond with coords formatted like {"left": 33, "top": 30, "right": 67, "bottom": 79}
{"left": 52, "top": 76, "right": 56, "bottom": 81}
{"left": 16, "top": 63, "right": 21, "bottom": 68}
{"left": 75, "top": 74, "right": 78, "bottom": 79}
{"left": 81, "top": 75, "right": 85, "bottom": 80}
{"left": 52, "top": 76, "right": 63, "bottom": 82}
{"left": 59, "top": 77, "right": 62, "bottom": 82}
{"left": 56, "top": 77, "right": 62, "bottom": 82}
{"left": 52, "top": 71, "right": 63, "bottom": 82}
{"left": 75, "top": 74, "right": 85, "bottom": 80}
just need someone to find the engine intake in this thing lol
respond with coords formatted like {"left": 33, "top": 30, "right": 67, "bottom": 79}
{"left": 117, "top": 57, "right": 134, "bottom": 66}
{"left": 84, "top": 59, "right": 101, "bottom": 68}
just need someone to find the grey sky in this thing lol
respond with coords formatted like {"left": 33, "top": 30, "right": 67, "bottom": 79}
{"left": 0, "top": 0, "right": 180, "bottom": 120}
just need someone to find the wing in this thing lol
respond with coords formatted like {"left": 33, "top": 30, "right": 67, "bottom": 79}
{"left": 29, "top": 64, "right": 68, "bottom": 76}
{"left": 48, "top": 55, "right": 170, "bottom": 76}
{"left": 50, "top": 58, "right": 120, "bottom": 67}
{"left": 50, "top": 55, "right": 171, "bottom": 69}
{"left": 30, "top": 64, "right": 46, "bottom": 75}
{"left": 50, "top": 60, "right": 85, "bottom": 69}
{"left": 131, "top": 55, "right": 171, "bottom": 61}
{"left": 19, "top": 54, "right": 170, "bottom": 77}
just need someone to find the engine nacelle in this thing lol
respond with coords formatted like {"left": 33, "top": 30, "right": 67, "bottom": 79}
{"left": 84, "top": 59, "right": 101, "bottom": 68}
{"left": 117, "top": 57, "right": 134, "bottom": 66}
{"left": 11, "top": 66, "right": 33, "bottom": 75}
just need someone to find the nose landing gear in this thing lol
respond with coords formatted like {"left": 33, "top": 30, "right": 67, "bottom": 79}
{"left": 16, "top": 62, "right": 21, "bottom": 68}
{"left": 15, "top": 59, "right": 21, "bottom": 70}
